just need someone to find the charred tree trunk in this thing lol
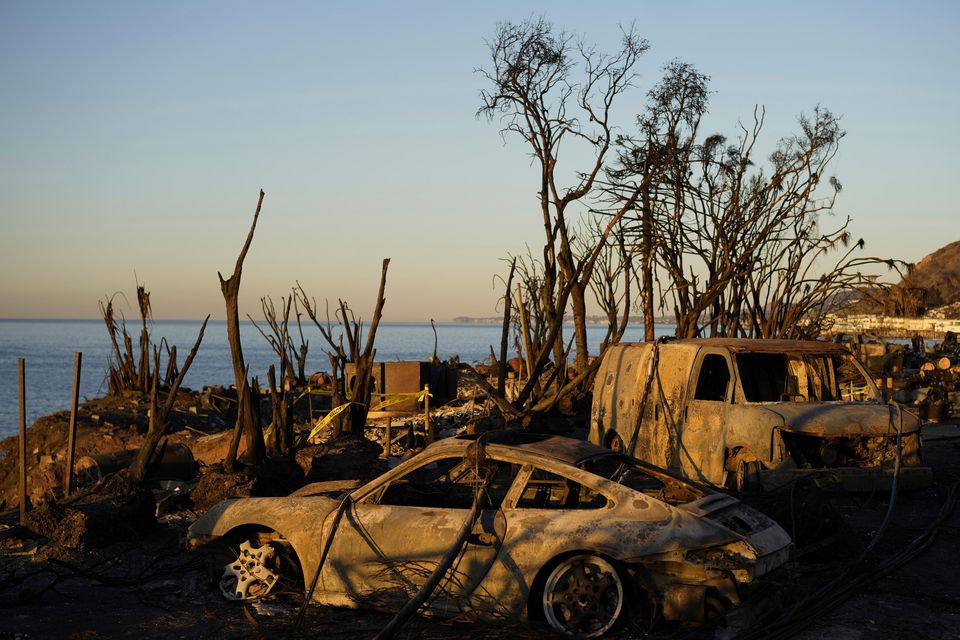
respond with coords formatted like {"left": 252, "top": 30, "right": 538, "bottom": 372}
{"left": 497, "top": 260, "right": 516, "bottom": 398}
{"left": 344, "top": 259, "right": 390, "bottom": 435}
{"left": 130, "top": 316, "right": 208, "bottom": 483}
{"left": 569, "top": 281, "right": 589, "bottom": 372}
{"left": 266, "top": 365, "right": 292, "bottom": 456}
{"left": 220, "top": 190, "right": 267, "bottom": 467}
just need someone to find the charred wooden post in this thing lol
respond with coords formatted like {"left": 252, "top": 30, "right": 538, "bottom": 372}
{"left": 266, "top": 365, "right": 279, "bottom": 453}
{"left": 220, "top": 190, "right": 267, "bottom": 467}
{"left": 64, "top": 351, "right": 82, "bottom": 496}
{"left": 18, "top": 358, "right": 28, "bottom": 524}
{"left": 383, "top": 418, "right": 392, "bottom": 459}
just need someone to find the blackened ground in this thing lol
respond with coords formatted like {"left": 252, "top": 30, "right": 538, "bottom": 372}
{"left": 3, "top": 425, "right": 960, "bottom": 640}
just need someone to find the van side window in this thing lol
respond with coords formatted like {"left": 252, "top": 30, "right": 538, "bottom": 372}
{"left": 694, "top": 354, "right": 731, "bottom": 401}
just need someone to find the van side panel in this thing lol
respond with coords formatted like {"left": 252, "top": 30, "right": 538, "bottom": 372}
{"left": 590, "top": 344, "right": 651, "bottom": 448}
{"left": 651, "top": 346, "right": 698, "bottom": 472}
{"left": 590, "top": 343, "right": 698, "bottom": 473}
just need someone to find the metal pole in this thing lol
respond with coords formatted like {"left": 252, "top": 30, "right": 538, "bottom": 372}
{"left": 424, "top": 384, "right": 432, "bottom": 444}
{"left": 18, "top": 358, "right": 28, "bottom": 525}
{"left": 383, "top": 418, "right": 392, "bottom": 459}
{"left": 64, "top": 352, "right": 82, "bottom": 496}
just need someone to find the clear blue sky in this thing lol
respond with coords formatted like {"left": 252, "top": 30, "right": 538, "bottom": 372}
{"left": 1, "top": 1, "right": 957, "bottom": 321}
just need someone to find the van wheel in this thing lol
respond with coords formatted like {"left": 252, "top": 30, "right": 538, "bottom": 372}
{"left": 725, "top": 450, "right": 762, "bottom": 493}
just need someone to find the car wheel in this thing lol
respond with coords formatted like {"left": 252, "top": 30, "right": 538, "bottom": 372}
{"left": 218, "top": 538, "right": 305, "bottom": 601}
{"left": 542, "top": 554, "right": 625, "bottom": 638}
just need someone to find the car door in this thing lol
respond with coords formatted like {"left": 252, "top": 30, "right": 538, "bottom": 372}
{"left": 319, "top": 453, "right": 510, "bottom": 614}
{"left": 681, "top": 349, "right": 734, "bottom": 485}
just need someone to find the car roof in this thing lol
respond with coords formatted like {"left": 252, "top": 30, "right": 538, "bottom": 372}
{"left": 426, "top": 431, "right": 614, "bottom": 466}
{"left": 618, "top": 337, "right": 851, "bottom": 354}
{"left": 421, "top": 431, "right": 713, "bottom": 496}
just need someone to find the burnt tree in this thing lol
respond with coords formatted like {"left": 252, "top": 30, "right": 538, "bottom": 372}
{"left": 607, "top": 75, "right": 908, "bottom": 338}
{"left": 249, "top": 295, "right": 296, "bottom": 455}
{"left": 297, "top": 258, "right": 390, "bottom": 436}
{"left": 479, "top": 18, "right": 647, "bottom": 376}
{"left": 130, "top": 316, "right": 208, "bottom": 482}
{"left": 479, "top": 18, "right": 647, "bottom": 415}
{"left": 100, "top": 284, "right": 154, "bottom": 395}
{"left": 219, "top": 190, "right": 267, "bottom": 466}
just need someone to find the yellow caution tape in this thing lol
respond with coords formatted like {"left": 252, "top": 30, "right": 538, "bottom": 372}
{"left": 308, "top": 401, "right": 353, "bottom": 439}
{"left": 368, "top": 389, "right": 432, "bottom": 412}
{"left": 295, "top": 386, "right": 334, "bottom": 401}
{"left": 306, "top": 388, "right": 433, "bottom": 440}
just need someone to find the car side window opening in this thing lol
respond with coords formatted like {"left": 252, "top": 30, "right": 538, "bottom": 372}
{"left": 693, "top": 354, "right": 731, "bottom": 401}
{"left": 374, "top": 456, "right": 518, "bottom": 509}
{"left": 583, "top": 455, "right": 702, "bottom": 505}
{"left": 515, "top": 468, "right": 607, "bottom": 510}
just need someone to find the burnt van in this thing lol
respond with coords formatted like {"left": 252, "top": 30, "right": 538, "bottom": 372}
{"left": 589, "top": 339, "right": 931, "bottom": 491}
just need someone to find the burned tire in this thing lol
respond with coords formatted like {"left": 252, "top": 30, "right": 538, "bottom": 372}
{"left": 541, "top": 554, "right": 625, "bottom": 638}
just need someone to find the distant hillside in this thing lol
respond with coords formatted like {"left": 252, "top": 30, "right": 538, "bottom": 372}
{"left": 902, "top": 239, "right": 960, "bottom": 307}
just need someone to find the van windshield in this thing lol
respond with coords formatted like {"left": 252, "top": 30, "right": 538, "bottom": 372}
{"left": 736, "top": 352, "right": 877, "bottom": 403}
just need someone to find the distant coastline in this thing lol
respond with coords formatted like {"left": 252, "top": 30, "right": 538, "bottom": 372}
{"left": 451, "top": 315, "right": 674, "bottom": 325}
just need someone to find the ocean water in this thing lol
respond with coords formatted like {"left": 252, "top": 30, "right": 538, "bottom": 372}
{"left": 0, "top": 319, "right": 674, "bottom": 439}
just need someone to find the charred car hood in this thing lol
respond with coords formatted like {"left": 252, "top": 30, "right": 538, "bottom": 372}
{"left": 760, "top": 402, "right": 920, "bottom": 437}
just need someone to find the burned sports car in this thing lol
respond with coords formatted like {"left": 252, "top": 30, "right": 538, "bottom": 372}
{"left": 590, "top": 339, "right": 932, "bottom": 492}
{"left": 188, "top": 433, "right": 791, "bottom": 637}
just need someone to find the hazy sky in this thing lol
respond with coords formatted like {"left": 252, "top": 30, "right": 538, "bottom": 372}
{"left": 1, "top": 1, "right": 957, "bottom": 322}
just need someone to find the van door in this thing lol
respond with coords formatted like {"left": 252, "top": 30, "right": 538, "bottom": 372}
{"left": 681, "top": 349, "right": 734, "bottom": 485}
